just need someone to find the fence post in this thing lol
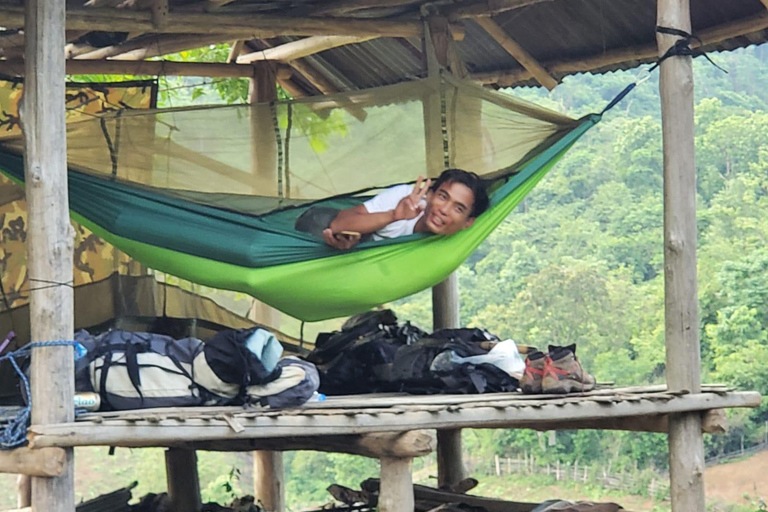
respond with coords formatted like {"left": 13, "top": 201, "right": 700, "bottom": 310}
{"left": 583, "top": 466, "right": 588, "bottom": 483}
{"left": 556, "top": 460, "right": 560, "bottom": 481}
{"left": 507, "top": 457, "right": 511, "bottom": 474}
{"left": 494, "top": 455, "right": 500, "bottom": 476}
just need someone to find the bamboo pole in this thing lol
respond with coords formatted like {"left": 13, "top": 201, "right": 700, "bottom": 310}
{"left": 23, "top": 0, "right": 76, "bottom": 511}
{"left": 657, "top": 1, "right": 706, "bottom": 511}
{"left": 237, "top": 35, "right": 377, "bottom": 64}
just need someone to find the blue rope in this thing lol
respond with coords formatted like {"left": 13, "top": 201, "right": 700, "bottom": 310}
{"left": 0, "top": 340, "right": 82, "bottom": 449}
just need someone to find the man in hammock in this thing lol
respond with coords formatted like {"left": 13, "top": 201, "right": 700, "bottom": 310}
{"left": 323, "top": 168, "right": 489, "bottom": 250}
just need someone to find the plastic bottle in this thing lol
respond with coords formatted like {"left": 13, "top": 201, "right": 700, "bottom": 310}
{"left": 74, "top": 392, "right": 101, "bottom": 412}
{"left": 307, "top": 391, "right": 326, "bottom": 403}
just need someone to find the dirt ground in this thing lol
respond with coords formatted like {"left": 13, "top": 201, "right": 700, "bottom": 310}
{"left": 706, "top": 449, "right": 768, "bottom": 506}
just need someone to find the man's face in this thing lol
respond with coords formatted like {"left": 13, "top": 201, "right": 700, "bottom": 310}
{"left": 423, "top": 181, "right": 476, "bottom": 235}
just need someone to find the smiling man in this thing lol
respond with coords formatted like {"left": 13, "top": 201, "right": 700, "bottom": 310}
{"left": 322, "top": 169, "right": 490, "bottom": 250}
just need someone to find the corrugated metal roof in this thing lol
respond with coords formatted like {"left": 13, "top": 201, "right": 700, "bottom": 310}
{"left": 4, "top": 0, "right": 768, "bottom": 93}
{"left": 258, "top": 0, "right": 768, "bottom": 92}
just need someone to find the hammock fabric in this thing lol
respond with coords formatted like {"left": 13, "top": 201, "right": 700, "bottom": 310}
{"left": 0, "top": 74, "right": 598, "bottom": 321}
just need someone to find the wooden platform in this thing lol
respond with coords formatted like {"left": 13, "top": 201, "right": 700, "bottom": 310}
{"left": 26, "top": 385, "right": 761, "bottom": 450}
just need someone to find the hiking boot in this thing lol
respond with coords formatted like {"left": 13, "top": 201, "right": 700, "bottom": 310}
{"left": 520, "top": 350, "right": 546, "bottom": 394}
{"left": 541, "top": 345, "right": 596, "bottom": 394}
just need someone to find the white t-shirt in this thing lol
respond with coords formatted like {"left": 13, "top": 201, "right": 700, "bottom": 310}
{"left": 363, "top": 184, "right": 425, "bottom": 241}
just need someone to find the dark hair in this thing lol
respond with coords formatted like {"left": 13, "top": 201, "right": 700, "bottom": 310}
{"left": 430, "top": 168, "right": 489, "bottom": 218}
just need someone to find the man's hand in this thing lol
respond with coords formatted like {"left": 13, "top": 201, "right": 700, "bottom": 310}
{"left": 393, "top": 176, "right": 432, "bottom": 221}
{"left": 323, "top": 229, "right": 361, "bottom": 250}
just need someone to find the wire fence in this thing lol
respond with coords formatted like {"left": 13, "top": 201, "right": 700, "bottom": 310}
{"left": 475, "top": 441, "right": 768, "bottom": 501}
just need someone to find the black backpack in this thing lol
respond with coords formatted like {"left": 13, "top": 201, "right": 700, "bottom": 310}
{"left": 390, "top": 337, "right": 518, "bottom": 394}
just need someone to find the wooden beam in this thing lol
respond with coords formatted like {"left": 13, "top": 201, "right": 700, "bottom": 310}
{"left": 445, "top": 0, "right": 554, "bottom": 19}
{"left": 304, "top": 0, "right": 420, "bottom": 17}
{"left": 365, "top": 480, "right": 537, "bottom": 512}
{"left": 74, "top": 33, "right": 235, "bottom": 61}
{"left": 170, "top": 431, "right": 436, "bottom": 459}
{"left": 761, "top": 0, "right": 768, "bottom": 10}
{"left": 0, "top": 59, "right": 276, "bottom": 78}
{"left": 238, "top": 35, "right": 376, "bottom": 64}
{"left": 473, "top": 17, "right": 557, "bottom": 90}
{"left": 472, "top": 10, "right": 768, "bottom": 86}
{"left": 658, "top": 1, "right": 706, "bottom": 512}
{"left": 0, "top": 447, "right": 66, "bottom": 477}
{"left": 0, "top": 6, "right": 424, "bottom": 38}
{"left": 24, "top": 0, "right": 76, "bottom": 511}
{"left": 109, "top": 35, "right": 230, "bottom": 61}
{"left": 227, "top": 39, "right": 245, "bottom": 63}
{"left": 277, "top": 76, "right": 309, "bottom": 98}
{"left": 165, "top": 448, "right": 202, "bottom": 512}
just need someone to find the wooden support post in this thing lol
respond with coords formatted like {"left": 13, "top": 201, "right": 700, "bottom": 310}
{"left": 151, "top": 0, "right": 169, "bottom": 29}
{"left": 253, "top": 451, "right": 285, "bottom": 512}
{"left": 437, "top": 429, "right": 465, "bottom": 487}
{"left": 657, "top": 1, "right": 706, "bottom": 512}
{"left": 423, "top": 16, "right": 467, "bottom": 490}
{"left": 165, "top": 448, "right": 202, "bottom": 512}
{"left": 17, "top": 475, "right": 30, "bottom": 509}
{"left": 23, "top": 0, "right": 76, "bottom": 511}
{"left": 433, "top": 271, "right": 460, "bottom": 332}
{"left": 378, "top": 457, "right": 414, "bottom": 512}
{"left": 248, "top": 65, "right": 285, "bottom": 512}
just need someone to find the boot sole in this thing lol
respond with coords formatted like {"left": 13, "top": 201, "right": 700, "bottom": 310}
{"left": 520, "top": 384, "right": 542, "bottom": 394}
{"left": 542, "top": 379, "right": 596, "bottom": 394}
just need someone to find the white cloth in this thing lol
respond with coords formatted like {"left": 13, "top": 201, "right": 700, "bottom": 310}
{"left": 363, "top": 184, "right": 425, "bottom": 241}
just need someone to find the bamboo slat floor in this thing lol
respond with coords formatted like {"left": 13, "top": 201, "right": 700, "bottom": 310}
{"left": 25, "top": 385, "right": 762, "bottom": 449}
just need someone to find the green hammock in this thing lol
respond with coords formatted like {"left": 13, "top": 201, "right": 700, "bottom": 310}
{"left": 0, "top": 75, "right": 599, "bottom": 321}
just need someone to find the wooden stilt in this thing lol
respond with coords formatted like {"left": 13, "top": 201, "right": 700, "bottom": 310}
{"left": 432, "top": 272, "right": 460, "bottom": 332}
{"left": 253, "top": 451, "right": 285, "bottom": 512}
{"left": 23, "top": 0, "right": 76, "bottom": 511}
{"left": 378, "top": 457, "right": 413, "bottom": 512}
{"left": 165, "top": 448, "right": 202, "bottom": 512}
{"left": 248, "top": 65, "right": 285, "bottom": 512}
{"left": 657, "top": 1, "right": 706, "bottom": 511}
{"left": 16, "top": 475, "right": 30, "bottom": 509}
{"left": 437, "top": 429, "right": 465, "bottom": 487}
{"left": 423, "top": 17, "right": 466, "bottom": 489}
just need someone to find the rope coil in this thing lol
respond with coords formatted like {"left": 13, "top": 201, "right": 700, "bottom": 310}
{"left": 0, "top": 340, "right": 82, "bottom": 449}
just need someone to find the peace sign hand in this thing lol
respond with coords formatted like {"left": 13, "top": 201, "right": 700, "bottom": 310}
{"left": 393, "top": 176, "right": 432, "bottom": 221}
